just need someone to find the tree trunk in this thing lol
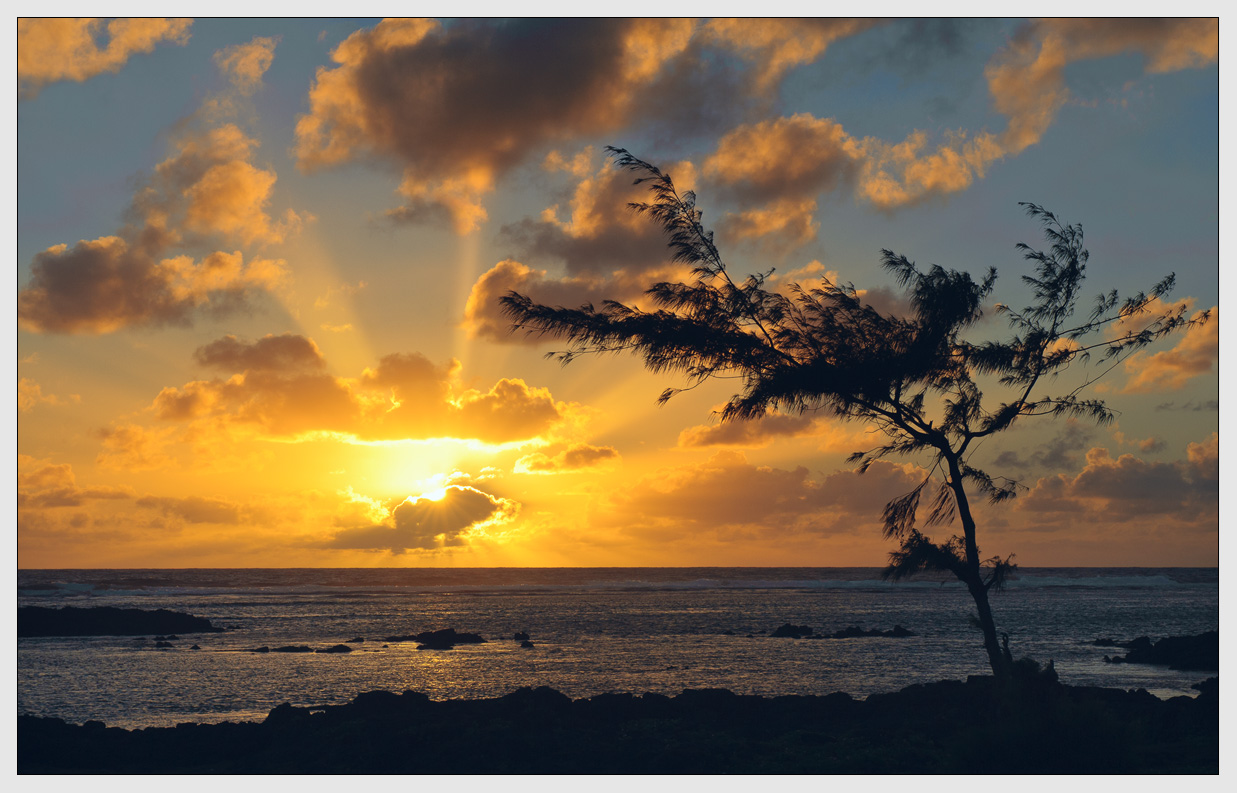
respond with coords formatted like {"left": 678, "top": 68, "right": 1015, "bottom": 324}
{"left": 945, "top": 454, "right": 1010, "bottom": 678}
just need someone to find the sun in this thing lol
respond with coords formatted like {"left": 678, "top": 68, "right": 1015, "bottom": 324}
{"left": 419, "top": 486, "right": 449, "bottom": 502}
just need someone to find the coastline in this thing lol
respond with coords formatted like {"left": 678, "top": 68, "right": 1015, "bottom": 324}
{"left": 19, "top": 675, "right": 1218, "bottom": 774}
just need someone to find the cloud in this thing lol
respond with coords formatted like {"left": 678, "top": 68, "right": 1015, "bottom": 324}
{"left": 194, "top": 332, "right": 326, "bottom": 372}
{"left": 19, "top": 242, "right": 287, "bottom": 334}
{"left": 18, "top": 18, "right": 192, "bottom": 98}
{"left": 149, "top": 334, "right": 577, "bottom": 445}
{"left": 702, "top": 18, "right": 878, "bottom": 89}
{"left": 499, "top": 149, "right": 692, "bottom": 276}
{"left": 677, "top": 413, "right": 817, "bottom": 448}
{"left": 990, "top": 420, "right": 1095, "bottom": 475}
{"left": 694, "top": 19, "right": 1217, "bottom": 241}
{"left": 18, "top": 39, "right": 307, "bottom": 335}
{"left": 17, "top": 456, "right": 133, "bottom": 508}
{"left": 462, "top": 259, "right": 666, "bottom": 345}
{"left": 514, "top": 443, "right": 620, "bottom": 474}
{"left": 18, "top": 378, "right": 80, "bottom": 412}
{"left": 601, "top": 450, "right": 922, "bottom": 537}
{"left": 701, "top": 114, "right": 1002, "bottom": 237}
{"left": 1121, "top": 308, "right": 1217, "bottom": 392}
{"left": 986, "top": 18, "right": 1218, "bottom": 156}
{"left": 95, "top": 424, "right": 174, "bottom": 470}
{"left": 1018, "top": 437, "right": 1217, "bottom": 520}
{"left": 213, "top": 36, "right": 279, "bottom": 95}
{"left": 136, "top": 495, "right": 243, "bottom": 524}
{"left": 294, "top": 19, "right": 701, "bottom": 233}
{"left": 326, "top": 485, "right": 519, "bottom": 553}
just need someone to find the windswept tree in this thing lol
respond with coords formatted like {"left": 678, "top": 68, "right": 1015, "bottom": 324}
{"left": 501, "top": 148, "right": 1207, "bottom": 677}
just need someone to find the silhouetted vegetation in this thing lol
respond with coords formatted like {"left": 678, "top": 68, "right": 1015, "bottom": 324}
{"left": 18, "top": 678, "right": 1217, "bottom": 773}
{"left": 501, "top": 148, "right": 1206, "bottom": 676}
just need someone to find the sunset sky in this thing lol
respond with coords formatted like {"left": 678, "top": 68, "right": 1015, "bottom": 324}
{"left": 15, "top": 17, "right": 1219, "bottom": 568}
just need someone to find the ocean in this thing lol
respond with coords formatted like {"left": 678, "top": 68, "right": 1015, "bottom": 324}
{"left": 17, "top": 567, "right": 1218, "bottom": 730}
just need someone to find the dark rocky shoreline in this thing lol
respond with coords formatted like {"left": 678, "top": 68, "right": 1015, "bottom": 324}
{"left": 18, "top": 675, "right": 1217, "bottom": 773}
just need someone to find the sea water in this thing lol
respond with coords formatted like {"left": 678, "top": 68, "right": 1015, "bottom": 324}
{"left": 17, "top": 567, "right": 1218, "bottom": 729}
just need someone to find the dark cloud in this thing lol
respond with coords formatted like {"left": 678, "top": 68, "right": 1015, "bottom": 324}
{"left": 990, "top": 421, "right": 1096, "bottom": 475}
{"left": 1154, "top": 400, "right": 1219, "bottom": 412}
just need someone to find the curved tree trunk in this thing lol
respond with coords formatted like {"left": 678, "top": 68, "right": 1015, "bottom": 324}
{"left": 946, "top": 454, "right": 1009, "bottom": 678}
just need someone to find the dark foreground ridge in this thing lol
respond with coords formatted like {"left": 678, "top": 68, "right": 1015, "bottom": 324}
{"left": 18, "top": 606, "right": 225, "bottom": 637}
{"left": 18, "top": 675, "right": 1217, "bottom": 773}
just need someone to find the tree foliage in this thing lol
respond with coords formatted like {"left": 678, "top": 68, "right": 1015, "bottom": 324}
{"left": 501, "top": 147, "right": 1207, "bottom": 675}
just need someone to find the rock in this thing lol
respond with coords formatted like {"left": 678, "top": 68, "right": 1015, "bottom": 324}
{"left": 317, "top": 644, "right": 353, "bottom": 654}
{"left": 249, "top": 646, "right": 271, "bottom": 653}
{"left": 721, "top": 629, "right": 736, "bottom": 636}
{"left": 520, "top": 640, "right": 535, "bottom": 648}
{"left": 411, "top": 628, "right": 487, "bottom": 650}
{"left": 826, "top": 625, "right": 916, "bottom": 639}
{"left": 1102, "top": 631, "right": 1217, "bottom": 671}
{"left": 154, "top": 641, "right": 174, "bottom": 648}
{"left": 346, "top": 637, "right": 365, "bottom": 643}
{"left": 271, "top": 645, "right": 313, "bottom": 653}
{"left": 18, "top": 606, "right": 224, "bottom": 637}
{"left": 190, "top": 645, "right": 201, "bottom": 650}
{"left": 513, "top": 631, "right": 530, "bottom": 641}
{"left": 771, "top": 623, "right": 814, "bottom": 638}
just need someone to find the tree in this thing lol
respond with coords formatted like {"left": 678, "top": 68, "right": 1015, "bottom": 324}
{"left": 500, "top": 148, "right": 1207, "bottom": 677}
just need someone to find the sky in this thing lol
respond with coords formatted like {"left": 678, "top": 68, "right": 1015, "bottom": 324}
{"left": 13, "top": 17, "right": 1220, "bottom": 568}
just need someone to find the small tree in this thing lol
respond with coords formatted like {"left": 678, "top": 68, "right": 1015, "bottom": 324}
{"left": 501, "top": 148, "right": 1206, "bottom": 677}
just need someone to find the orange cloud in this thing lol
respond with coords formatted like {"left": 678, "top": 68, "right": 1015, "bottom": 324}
{"left": 703, "top": 18, "right": 877, "bottom": 89}
{"left": 514, "top": 443, "right": 620, "bottom": 474}
{"left": 601, "top": 450, "right": 922, "bottom": 538}
{"left": 95, "top": 424, "right": 175, "bottom": 470}
{"left": 194, "top": 332, "right": 326, "bottom": 372}
{"left": 213, "top": 35, "right": 279, "bottom": 95}
{"left": 294, "top": 19, "right": 696, "bottom": 233}
{"left": 987, "top": 19, "right": 1218, "bottom": 156}
{"left": 18, "top": 18, "right": 192, "bottom": 98}
{"left": 677, "top": 413, "right": 816, "bottom": 448}
{"left": 18, "top": 44, "right": 307, "bottom": 334}
{"left": 148, "top": 334, "right": 576, "bottom": 446}
{"left": 18, "top": 378, "right": 79, "bottom": 412}
{"left": 697, "top": 19, "right": 1216, "bottom": 239}
{"left": 1121, "top": 308, "right": 1217, "bottom": 393}
{"left": 18, "top": 456, "right": 133, "bottom": 508}
{"left": 326, "top": 485, "right": 520, "bottom": 553}
{"left": 462, "top": 259, "right": 687, "bottom": 345}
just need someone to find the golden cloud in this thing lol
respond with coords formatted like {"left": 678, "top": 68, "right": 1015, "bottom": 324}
{"left": 18, "top": 378, "right": 79, "bottom": 412}
{"left": 148, "top": 334, "right": 576, "bottom": 446}
{"left": 18, "top": 18, "right": 192, "bottom": 98}
{"left": 987, "top": 19, "right": 1218, "bottom": 156}
{"left": 514, "top": 443, "right": 620, "bottom": 474}
{"left": 213, "top": 35, "right": 279, "bottom": 95}
{"left": 326, "top": 485, "right": 520, "bottom": 553}
{"left": 1121, "top": 308, "right": 1217, "bottom": 393}
{"left": 18, "top": 43, "right": 307, "bottom": 334}
{"left": 17, "top": 456, "right": 134, "bottom": 508}
{"left": 703, "top": 18, "right": 877, "bottom": 89}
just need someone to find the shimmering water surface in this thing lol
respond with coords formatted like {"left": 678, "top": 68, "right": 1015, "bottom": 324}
{"left": 18, "top": 567, "right": 1217, "bottom": 729}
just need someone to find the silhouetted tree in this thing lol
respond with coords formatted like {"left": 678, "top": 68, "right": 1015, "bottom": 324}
{"left": 501, "top": 148, "right": 1207, "bottom": 677}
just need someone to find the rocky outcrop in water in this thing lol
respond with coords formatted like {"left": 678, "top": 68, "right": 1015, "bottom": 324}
{"left": 380, "top": 628, "right": 487, "bottom": 649}
{"left": 770, "top": 623, "right": 813, "bottom": 638}
{"left": 1100, "top": 631, "right": 1218, "bottom": 671}
{"left": 18, "top": 607, "right": 225, "bottom": 637}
